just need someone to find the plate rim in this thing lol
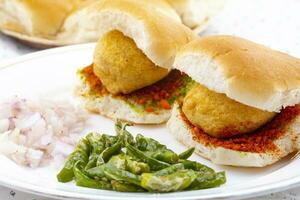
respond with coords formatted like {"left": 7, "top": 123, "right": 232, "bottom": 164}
{"left": 0, "top": 44, "right": 300, "bottom": 200}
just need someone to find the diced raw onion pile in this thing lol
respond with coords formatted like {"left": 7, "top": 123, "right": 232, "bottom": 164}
{"left": 0, "top": 96, "right": 87, "bottom": 167}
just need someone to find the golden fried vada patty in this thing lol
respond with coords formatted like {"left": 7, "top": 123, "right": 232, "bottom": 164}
{"left": 182, "top": 84, "right": 276, "bottom": 138}
{"left": 93, "top": 30, "right": 169, "bottom": 95}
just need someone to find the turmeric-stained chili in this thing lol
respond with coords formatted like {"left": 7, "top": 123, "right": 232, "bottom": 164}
{"left": 79, "top": 65, "right": 193, "bottom": 113}
{"left": 180, "top": 105, "right": 300, "bottom": 153}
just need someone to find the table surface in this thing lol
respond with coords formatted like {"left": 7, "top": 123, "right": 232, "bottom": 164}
{"left": 1, "top": 0, "right": 300, "bottom": 199}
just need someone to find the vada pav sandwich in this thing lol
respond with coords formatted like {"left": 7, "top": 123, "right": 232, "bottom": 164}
{"left": 0, "top": 0, "right": 95, "bottom": 47}
{"left": 167, "top": 35, "right": 300, "bottom": 167}
{"left": 77, "top": 0, "right": 195, "bottom": 124}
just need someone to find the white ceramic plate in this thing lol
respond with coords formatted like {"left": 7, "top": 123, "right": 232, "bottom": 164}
{"left": 0, "top": 44, "right": 300, "bottom": 200}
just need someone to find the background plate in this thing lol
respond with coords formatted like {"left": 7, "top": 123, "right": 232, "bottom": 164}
{"left": 0, "top": 44, "right": 300, "bottom": 200}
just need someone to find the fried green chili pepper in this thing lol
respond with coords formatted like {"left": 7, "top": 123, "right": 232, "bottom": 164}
{"left": 141, "top": 170, "right": 197, "bottom": 192}
{"left": 86, "top": 165, "right": 106, "bottom": 179}
{"left": 111, "top": 180, "right": 145, "bottom": 192}
{"left": 126, "top": 157, "right": 150, "bottom": 175}
{"left": 108, "top": 154, "right": 127, "bottom": 170}
{"left": 85, "top": 133, "right": 107, "bottom": 170}
{"left": 154, "top": 163, "right": 185, "bottom": 176}
{"left": 151, "top": 150, "right": 179, "bottom": 164}
{"left": 57, "top": 138, "right": 90, "bottom": 182}
{"left": 181, "top": 160, "right": 215, "bottom": 175}
{"left": 103, "top": 165, "right": 141, "bottom": 186}
{"left": 74, "top": 164, "right": 111, "bottom": 190}
{"left": 178, "top": 147, "right": 195, "bottom": 159}
{"left": 188, "top": 172, "right": 226, "bottom": 190}
{"left": 135, "top": 134, "right": 165, "bottom": 151}
{"left": 57, "top": 121, "right": 226, "bottom": 193}
{"left": 96, "top": 141, "right": 122, "bottom": 166}
{"left": 126, "top": 143, "right": 170, "bottom": 171}
{"left": 115, "top": 121, "right": 135, "bottom": 145}
{"left": 135, "top": 134, "right": 178, "bottom": 163}
{"left": 101, "top": 134, "right": 118, "bottom": 147}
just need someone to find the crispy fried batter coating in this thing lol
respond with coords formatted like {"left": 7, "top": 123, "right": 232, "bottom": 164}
{"left": 93, "top": 30, "right": 169, "bottom": 95}
{"left": 182, "top": 84, "right": 276, "bottom": 138}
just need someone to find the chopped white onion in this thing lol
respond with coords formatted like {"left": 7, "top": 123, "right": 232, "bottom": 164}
{"left": 0, "top": 97, "right": 87, "bottom": 168}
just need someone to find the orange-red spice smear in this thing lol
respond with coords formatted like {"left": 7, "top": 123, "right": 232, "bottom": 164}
{"left": 80, "top": 65, "right": 188, "bottom": 112}
{"left": 181, "top": 105, "right": 300, "bottom": 153}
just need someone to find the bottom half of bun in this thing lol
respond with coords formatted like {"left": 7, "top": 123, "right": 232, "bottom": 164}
{"left": 75, "top": 80, "right": 171, "bottom": 124}
{"left": 167, "top": 103, "right": 300, "bottom": 167}
{"left": 76, "top": 65, "right": 193, "bottom": 124}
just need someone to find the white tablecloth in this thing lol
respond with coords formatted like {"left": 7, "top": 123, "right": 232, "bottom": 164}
{"left": 1, "top": 0, "right": 300, "bottom": 199}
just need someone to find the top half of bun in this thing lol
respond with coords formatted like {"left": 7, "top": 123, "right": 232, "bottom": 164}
{"left": 94, "top": 0, "right": 196, "bottom": 68}
{"left": 61, "top": 0, "right": 196, "bottom": 69}
{"left": 174, "top": 35, "right": 300, "bottom": 112}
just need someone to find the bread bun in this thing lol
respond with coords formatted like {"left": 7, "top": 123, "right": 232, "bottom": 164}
{"left": 60, "top": 0, "right": 195, "bottom": 68}
{"left": 76, "top": 64, "right": 191, "bottom": 124}
{"left": 165, "top": 0, "right": 225, "bottom": 32}
{"left": 76, "top": 71, "right": 171, "bottom": 124}
{"left": 174, "top": 35, "right": 300, "bottom": 112}
{"left": 58, "top": 0, "right": 182, "bottom": 45}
